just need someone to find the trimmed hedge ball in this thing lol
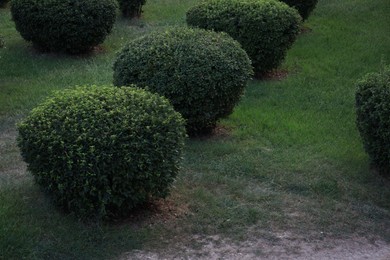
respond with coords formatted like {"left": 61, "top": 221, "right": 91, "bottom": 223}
{"left": 186, "top": 0, "right": 301, "bottom": 75}
{"left": 11, "top": 0, "right": 118, "bottom": 53}
{"left": 279, "top": 0, "right": 318, "bottom": 21}
{"left": 113, "top": 27, "right": 253, "bottom": 135}
{"left": 17, "top": 85, "right": 186, "bottom": 219}
{"left": 356, "top": 66, "right": 390, "bottom": 177}
{"left": 118, "top": 0, "right": 146, "bottom": 18}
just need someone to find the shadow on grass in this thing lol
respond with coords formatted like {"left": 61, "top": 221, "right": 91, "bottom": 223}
{"left": 0, "top": 181, "right": 153, "bottom": 259}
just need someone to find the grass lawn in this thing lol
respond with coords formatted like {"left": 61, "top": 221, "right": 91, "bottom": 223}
{"left": 1, "top": 0, "right": 390, "bottom": 258}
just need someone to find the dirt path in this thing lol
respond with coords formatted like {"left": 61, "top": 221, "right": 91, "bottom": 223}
{"left": 121, "top": 234, "right": 390, "bottom": 259}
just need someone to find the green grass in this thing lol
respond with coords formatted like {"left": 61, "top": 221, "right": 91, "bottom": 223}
{"left": 1, "top": 0, "right": 390, "bottom": 258}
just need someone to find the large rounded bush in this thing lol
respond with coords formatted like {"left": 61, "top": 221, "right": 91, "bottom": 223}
{"left": 279, "top": 0, "right": 318, "bottom": 21}
{"left": 118, "top": 0, "right": 146, "bottom": 18}
{"left": 11, "top": 0, "right": 118, "bottom": 53}
{"left": 17, "top": 86, "right": 186, "bottom": 219}
{"left": 356, "top": 66, "right": 390, "bottom": 177}
{"left": 113, "top": 27, "right": 253, "bottom": 134}
{"left": 186, "top": 0, "right": 301, "bottom": 75}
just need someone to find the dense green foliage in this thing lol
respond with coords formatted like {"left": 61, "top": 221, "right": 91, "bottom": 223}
{"left": 113, "top": 27, "right": 253, "bottom": 134}
{"left": 279, "top": 0, "right": 318, "bottom": 20}
{"left": 11, "top": 0, "right": 117, "bottom": 53}
{"left": 186, "top": 0, "right": 301, "bottom": 75}
{"left": 356, "top": 66, "right": 390, "bottom": 177}
{"left": 17, "top": 86, "right": 186, "bottom": 219}
{"left": 118, "top": 0, "right": 146, "bottom": 18}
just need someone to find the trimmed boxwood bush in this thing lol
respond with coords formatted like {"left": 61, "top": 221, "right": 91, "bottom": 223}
{"left": 113, "top": 27, "right": 253, "bottom": 135}
{"left": 17, "top": 85, "right": 186, "bottom": 219}
{"left": 279, "top": 0, "right": 318, "bottom": 21}
{"left": 118, "top": 0, "right": 146, "bottom": 18}
{"left": 356, "top": 66, "right": 390, "bottom": 177}
{"left": 11, "top": 0, "right": 118, "bottom": 53}
{"left": 186, "top": 0, "right": 301, "bottom": 75}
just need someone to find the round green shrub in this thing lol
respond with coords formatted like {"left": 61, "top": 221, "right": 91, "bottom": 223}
{"left": 11, "top": 0, "right": 118, "bottom": 53}
{"left": 356, "top": 66, "right": 390, "bottom": 177}
{"left": 113, "top": 27, "right": 253, "bottom": 135}
{"left": 279, "top": 0, "right": 318, "bottom": 21}
{"left": 17, "top": 85, "right": 186, "bottom": 219}
{"left": 186, "top": 0, "right": 301, "bottom": 75}
{"left": 118, "top": 0, "right": 146, "bottom": 18}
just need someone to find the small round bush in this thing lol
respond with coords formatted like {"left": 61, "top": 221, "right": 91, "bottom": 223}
{"left": 118, "top": 0, "right": 146, "bottom": 18}
{"left": 356, "top": 66, "right": 390, "bottom": 177}
{"left": 17, "top": 85, "right": 186, "bottom": 219}
{"left": 11, "top": 0, "right": 118, "bottom": 53}
{"left": 186, "top": 0, "right": 301, "bottom": 75}
{"left": 279, "top": 0, "right": 318, "bottom": 21}
{"left": 113, "top": 27, "right": 253, "bottom": 134}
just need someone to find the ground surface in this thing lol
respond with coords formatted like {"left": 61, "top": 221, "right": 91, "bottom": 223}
{"left": 124, "top": 235, "right": 390, "bottom": 259}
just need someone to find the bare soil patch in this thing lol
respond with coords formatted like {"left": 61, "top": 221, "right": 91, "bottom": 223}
{"left": 300, "top": 26, "right": 313, "bottom": 35}
{"left": 190, "top": 125, "right": 232, "bottom": 141}
{"left": 110, "top": 192, "right": 191, "bottom": 228}
{"left": 121, "top": 233, "right": 390, "bottom": 259}
{"left": 256, "top": 69, "right": 289, "bottom": 81}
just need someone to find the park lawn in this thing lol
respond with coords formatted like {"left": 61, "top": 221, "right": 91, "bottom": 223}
{"left": 1, "top": 0, "right": 389, "bottom": 258}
